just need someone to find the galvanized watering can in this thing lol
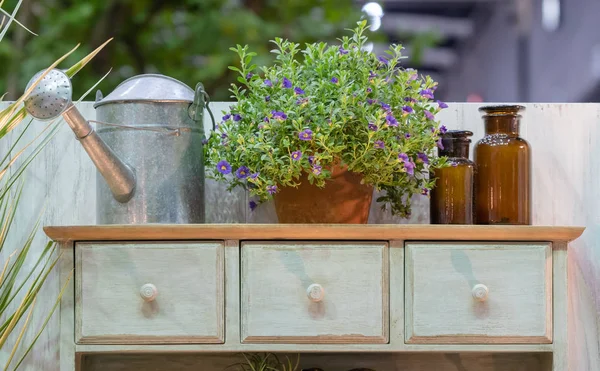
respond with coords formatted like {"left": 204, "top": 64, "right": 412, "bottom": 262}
{"left": 23, "top": 69, "right": 214, "bottom": 224}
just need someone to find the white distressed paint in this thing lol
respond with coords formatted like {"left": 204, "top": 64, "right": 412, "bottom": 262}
{"left": 76, "top": 241, "right": 224, "bottom": 344}
{"left": 240, "top": 242, "right": 388, "bottom": 344}
{"left": 405, "top": 242, "right": 552, "bottom": 343}
{"left": 0, "top": 102, "right": 599, "bottom": 370}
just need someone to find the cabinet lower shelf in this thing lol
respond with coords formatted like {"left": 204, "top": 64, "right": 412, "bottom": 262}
{"left": 80, "top": 352, "right": 555, "bottom": 371}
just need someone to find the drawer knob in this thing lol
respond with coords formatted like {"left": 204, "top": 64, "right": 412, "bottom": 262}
{"left": 472, "top": 284, "right": 489, "bottom": 302}
{"left": 306, "top": 283, "right": 325, "bottom": 302}
{"left": 140, "top": 283, "right": 158, "bottom": 302}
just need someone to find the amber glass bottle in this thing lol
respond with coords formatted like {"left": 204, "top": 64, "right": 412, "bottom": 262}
{"left": 474, "top": 105, "right": 531, "bottom": 225}
{"left": 430, "top": 130, "right": 474, "bottom": 224}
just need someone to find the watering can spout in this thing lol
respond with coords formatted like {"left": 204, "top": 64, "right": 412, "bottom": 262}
{"left": 23, "top": 69, "right": 136, "bottom": 203}
{"left": 62, "top": 104, "right": 136, "bottom": 202}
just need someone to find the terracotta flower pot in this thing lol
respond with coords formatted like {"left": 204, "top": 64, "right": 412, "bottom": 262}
{"left": 273, "top": 164, "right": 373, "bottom": 224}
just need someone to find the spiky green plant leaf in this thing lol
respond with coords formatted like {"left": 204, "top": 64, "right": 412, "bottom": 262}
{"left": 0, "top": 2, "right": 111, "bottom": 368}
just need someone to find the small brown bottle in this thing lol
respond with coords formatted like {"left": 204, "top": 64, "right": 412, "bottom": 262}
{"left": 474, "top": 105, "right": 531, "bottom": 225}
{"left": 430, "top": 130, "right": 475, "bottom": 224}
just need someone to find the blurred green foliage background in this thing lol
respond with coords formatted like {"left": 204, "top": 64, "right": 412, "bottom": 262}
{"left": 0, "top": 0, "right": 434, "bottom": 101}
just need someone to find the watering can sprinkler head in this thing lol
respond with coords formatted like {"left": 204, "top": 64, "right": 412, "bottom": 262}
{"left": 24, "top": 69, "right": 73, "bottom": 121}
{"left": 23, "top": 68, "right": 137, "bottom": 203}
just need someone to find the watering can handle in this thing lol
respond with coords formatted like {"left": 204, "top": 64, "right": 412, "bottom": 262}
{"left": 190, "top": 82, "right": 216, "bottom": 131}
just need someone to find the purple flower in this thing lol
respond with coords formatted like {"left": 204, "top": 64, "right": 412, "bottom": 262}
{"left": 420, "top": 89, "right": 435, "bottom": 100}
{"left": 398, "top": 153, "right": 409, "bottom": 162}
{"left": 294, "top": 87, "right": 305, "bottom": 95}
{"left": 233, "top": 114, "right": 242, "bottom": 122}
{"left": 339, "top": 46, "right": 348, "bottom": 55}
{"left": 330, "top": 77, "right": 339, "bottom": 84}
{"left": 221, "top": 133, "right": 228, "bottom": 139}
{"left": 403, "top": 106, "right": 414, "bottom": 114}
{"left": 222, "top": 114, "right": 231, "bottom": 121}
{"left": 405, "top": 133, "right": 411, "bottom": 139}
{"left": 267, "top": 185, "right": 278, "bottom": 194}
{"left": 250, "top": 172, "right": 259, "bottom": 179}
{"left": 374, "top": 140, "right": 385, "bottom": 149}
{"left": 404, "top": 97, "right": 417, "bottom": 103}
{"left": 296, "top": 97, "right": 309, "bottom": 105}
{"left": 201, "top": 138, "right": 208, "bottom": 145}
{"left": 417, "top": 152, "right": 429, "bottom": 164}
{"left": 299, "top": 129, "right": 313, "bottom": 141}
{"left": 312, "top": 165, "right": 322, "bottom": 175}
{"left": 424, "top": 110, "right": 435, "bottom": 120}
{"left": 437, "top": 100, "right": 448, "bottom": 109}
{"left": 235, "top": 166, "right": 250, "bottom": 179}
{"left": 367, "top": 87, "right": 372, "bottom": 93}
{"left": 249, "top": 200, "right": 258, "bottom": 211}
{"left": 407, "top": 69, "right": 418, "bottom": 81}
{"left": 308, "top": 156, "right": 316, "bottom": 165}
{"left": 378, "top": 55, "right": 388, "bottom": 64}
{"left": 369, "top": 71, "right": 377, "bottom": 79}
{"left": 440, "top": 125, "right": 448, "bottom": 134}
{"left": 263, "top": 116, "right": 270, "bottom": 122}
{"left": 367, "top": 99, "right": 375, "bottom": 105}
{"left": 271, "top": 110, "right": 287, "bottom": 120}
{"left": 380, "top": 102, "right": 391, "bottom": 111}
{"left": 385, "top": 114, "right": 398, "bottom": 127}
{"left": 404, "top": 161, "right": 415, "bottom": 176}
{"left": 246, "top": 72, "right": 253, "bottom": 80}
{"left": 437, "top": 139, "right": 444, "bottom": 150}
{"left": 291, "top": 150, "right": 302, "bottom": 161}
{"left": 368, "top": 123, "right": 378, "bottom": 131}
{"left": 264, "top": 79, "right": 273, "bottom": 87}
{"left": 282, "top": 77, "right": 292, "bottom": 88}
{"left": 265, "top": 95, "right": 270, "bottom": 102}
{"left": 421, "top": 188, "right": 429, "bottom": 196}
{"left": 216, "top": 160, "right": 231, "bottom": 174}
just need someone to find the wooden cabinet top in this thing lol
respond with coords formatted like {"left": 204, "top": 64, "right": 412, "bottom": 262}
{"left": 44, "top": 224, "right": 585, "bottom": 243}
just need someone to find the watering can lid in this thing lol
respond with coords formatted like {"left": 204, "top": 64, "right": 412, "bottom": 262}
{"left": 94, "top": 74, "right": 194, "bottom": 108}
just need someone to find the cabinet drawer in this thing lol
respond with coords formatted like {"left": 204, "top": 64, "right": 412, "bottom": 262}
{"left": 241, "top": 241, "right": 389, "bottom": 344}
{"left": 76, "top": 241, "right": 224, "bottom": 344}
{"left": 405, "top": 242, "right": 551, "bottom": 344}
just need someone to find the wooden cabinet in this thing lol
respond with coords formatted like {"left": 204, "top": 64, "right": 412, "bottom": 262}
{"left": 44, "top": 224, "right": 583, "bottom": 371}
{"left": 76, "top": 241, "right": 225, "bottom": 344}
{"left": 241, "top": 241, "right": 388, "bottom": 343}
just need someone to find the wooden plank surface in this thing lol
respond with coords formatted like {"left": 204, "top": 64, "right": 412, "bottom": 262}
{"left": 73, "top": 342, "right": 555, "bottom": 353}
{"left": 43, "top": 224, "right": 585, "bottom": 243}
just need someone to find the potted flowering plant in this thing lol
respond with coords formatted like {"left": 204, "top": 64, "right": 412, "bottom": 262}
{"left": 205, "top": 21, "right": 448, "bottom": 223}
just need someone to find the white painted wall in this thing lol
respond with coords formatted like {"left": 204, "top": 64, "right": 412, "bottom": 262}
{"left": 0, "top": 102, "right": 598, "bottom": 370}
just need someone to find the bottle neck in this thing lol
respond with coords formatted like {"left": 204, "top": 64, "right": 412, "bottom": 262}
{"left": 484, "top": 116, "right": 520, "bottom": 136}
{"left": 440, "top": 139, "right": 470, "bottom": 159}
